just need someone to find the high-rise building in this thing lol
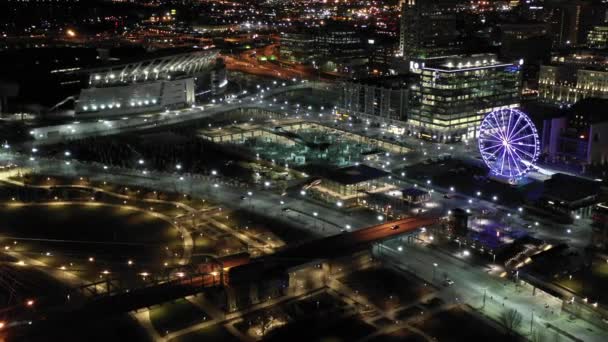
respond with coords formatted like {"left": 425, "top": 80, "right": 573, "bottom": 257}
{"left": 408, "top": 54, "right": 522, "bottom": 142}
{"left": 519, "top": 0, "right": 547, "bottom": 21}
{"left": 399, "top": 0, "right": 464, "bottom": 61}
{"left": 499, "top": 23, "right": 552, "bottom": 89}
{"left": 587, "top": 26, "right": 608, "bottom": 49}
{"left": 338, "top": 75, "right": 417, "bottom": 124}
{"left": 210, "top": 58, "right": 227, "bottom": 95}
{"left": 538, "top": 51, "right": 608, "bottom": 105}
{"left": 279, "top": 23, "right": 365, "bottom": 73}
{"left": 545, "top": 0, "right": 608, "bottom": 47}
{"left": 280, "top": 31, "right": 317, "bottom": 64}
{"left": 499, "top": 23, "right": 552, "bottom": 62}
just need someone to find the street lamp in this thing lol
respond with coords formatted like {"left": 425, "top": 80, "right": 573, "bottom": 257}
{"left": 432, "top": 263, "right": 438, "bottom": 281}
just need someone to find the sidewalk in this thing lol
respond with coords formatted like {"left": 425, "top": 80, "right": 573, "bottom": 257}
{"left": 377, "top": 241, "right": 608, "bottom": 341}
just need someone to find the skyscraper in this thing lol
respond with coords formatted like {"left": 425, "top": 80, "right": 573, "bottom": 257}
{"left": 545, "top": 0, "right": 608, "bottom": 47}
{"left": 399, "top": 0, "right": 464, "bottom": 61}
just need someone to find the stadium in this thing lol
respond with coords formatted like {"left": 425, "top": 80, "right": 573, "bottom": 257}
{"left": 75, "top": 48, "right": 223, "bottom": 117}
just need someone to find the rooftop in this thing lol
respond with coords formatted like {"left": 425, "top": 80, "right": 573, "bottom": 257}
{"left": 568, "top": 97, "right": 608, "bottom": 124}
{"left": 545, "top": 50, "right": 608, "bottom": 72}
{"left": 412, "top": 53, "right": 518, "bottom": 72}
{"left": 543, "top": 173, "right": 601, "bottom": 204}
{"left": 402, "top": 187, "right": 429, "bottom": 197}
{"left": 347, "top": 74, "right": 419, "bottom": 89}
{"left": 324, "top": 164, "right": 389, "bottom": 185}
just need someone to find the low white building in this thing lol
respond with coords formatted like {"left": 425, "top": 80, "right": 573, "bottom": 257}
{"left": 76, "top": 78, "right": 195, "bottom": 116}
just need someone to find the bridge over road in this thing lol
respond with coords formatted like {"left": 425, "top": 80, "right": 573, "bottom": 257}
{"left": 227, "top": 216, "right": 438, "bottom": 285}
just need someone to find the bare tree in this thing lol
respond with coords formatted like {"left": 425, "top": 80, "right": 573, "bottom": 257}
{"left": 530, "top": 328, "right": 549, "bottom": 342}
{"left": 500, "top": 308, "right": 523, "bottom": 335}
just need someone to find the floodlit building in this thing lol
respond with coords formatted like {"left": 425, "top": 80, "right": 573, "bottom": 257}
{"left": 401, "top": 187, "right": 430, "bottom": 204}
{"left": 76, "top": 49, "right": 218, "bottom": 116}
{"left": 77, "top": 79, "right": 195, "bottom": 116}
{"left": 538, "top": 52, "right": 608, "bottom": 105}
{"left": 311, "top": 164, "right": 392, "bottom": 207}
{"left": 587, "top": 26, "right": 608, "bottom": 49}
{"left": 408, "top": 53, "right": 522, "bottom": 142}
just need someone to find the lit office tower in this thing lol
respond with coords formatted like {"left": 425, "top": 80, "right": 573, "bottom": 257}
{"left": 408, "top": 54, "right": 522, "bottom": 142}
{"left": 399, "top": 0, "right": 464, "bottom": 61}
{"left": 587, "top": 26, "right": 608, "bottom": 49}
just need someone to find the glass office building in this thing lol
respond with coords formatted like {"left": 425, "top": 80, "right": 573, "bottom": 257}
{"left": 408, "top": 54, "right": 521, "bottom": 142}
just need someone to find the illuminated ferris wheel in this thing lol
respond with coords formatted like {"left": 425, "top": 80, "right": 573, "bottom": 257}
{"left": 478, "top": 108, "right": 540, "bottom": 180}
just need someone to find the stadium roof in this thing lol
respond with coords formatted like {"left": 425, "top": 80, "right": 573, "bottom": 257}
{"left": 84, "top": 48, "right": 218, "bottom": 86}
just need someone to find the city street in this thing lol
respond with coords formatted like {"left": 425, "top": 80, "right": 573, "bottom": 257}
{"left": 378, "top": 240, "right": 607, "bottom": 341}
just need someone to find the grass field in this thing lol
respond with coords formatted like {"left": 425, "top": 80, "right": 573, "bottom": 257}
{"left": 0, "top": 203, "right": 181, "bottom": 279}
{"left": 340, "top": 267, "right": 435, "bottom": 312}
{"left": 554, "top": 257, "right": 608, "bottom": 305}
{"left": 149, "top": 298, "right": 209, "bottom": 336}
